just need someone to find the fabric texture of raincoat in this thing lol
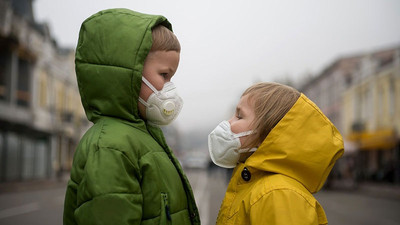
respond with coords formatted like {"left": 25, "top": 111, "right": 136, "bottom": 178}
{"left": 63, "top": 9, "right": 200, "bottom": 225}
{"left": 216, "top": 94, "right": 344, "bottom": 225}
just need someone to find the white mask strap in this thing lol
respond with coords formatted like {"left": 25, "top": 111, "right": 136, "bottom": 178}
{"left": 138, "top": 97, "right": 149, "bottom": 107}
{"left": 232, "top": 130, "right": 253, "bottom": 139}
{"left": 238, "top": 147, "right": 257, "bottom": 153}
{"left": 142, "top": 76, "right": 159, "bottom": 94}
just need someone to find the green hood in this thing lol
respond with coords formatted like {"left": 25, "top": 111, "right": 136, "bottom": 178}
{"left": 75, "top": 8, "right": 172, "bottom": 123}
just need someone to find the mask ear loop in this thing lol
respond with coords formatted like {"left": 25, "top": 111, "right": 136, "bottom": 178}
{"left": 137, "top": 83, "right": 157, "bottom": 125}
{"left": 138, "top": 76, "right": 159, "bottom": 107}
{"left": 142, "top": 76, "right": 159, "bottom": 94}
{"left": 138, "top": 97, "right": 149, "bottom": 107}
{"left": 232, "top": 130, "right": 253, "bottom": 139}
{"left": 234, "top": 130, "right": 257, "bottom": 153}
{"left": 238, "top": 148, "right": 257, "bottom": 153}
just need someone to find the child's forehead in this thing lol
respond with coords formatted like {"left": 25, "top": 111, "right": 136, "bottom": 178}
{"left": 239, "top": 94, "right": 255, "bottom": 105}
{"left": 237, "top": 94, "right": 255, "bottom": 111}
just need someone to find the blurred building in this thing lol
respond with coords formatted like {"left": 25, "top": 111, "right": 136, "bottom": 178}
{"left": 161, "top": 125, "right": 183, "bottom": 158}
{"left": 0, "top": 0, "right": 88, "bottom": 183}
{"left": 301, "top": 45, "right": 400, "bottom": 185}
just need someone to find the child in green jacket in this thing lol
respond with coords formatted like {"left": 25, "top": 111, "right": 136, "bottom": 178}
{"left": 63, "top": 8, "right": 200, "bottom": 225}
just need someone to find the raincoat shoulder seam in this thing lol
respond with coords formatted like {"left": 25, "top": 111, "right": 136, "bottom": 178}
{"left": 251, "top": 187, "right": 316, "bottom": 209}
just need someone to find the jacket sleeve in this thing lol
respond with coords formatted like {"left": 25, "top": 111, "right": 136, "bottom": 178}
{"left": 249, "top": 189, "right": 321, "bottom": 225}
{"left": 73, "top": 147, "right": 143, "bottom": 225}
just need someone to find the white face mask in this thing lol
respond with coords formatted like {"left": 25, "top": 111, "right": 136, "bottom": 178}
{"left": 138, "top": 76, "right": 183, "bottom": 126}
{"left": 208, "top": 121, "right": 256, "bottom": 168}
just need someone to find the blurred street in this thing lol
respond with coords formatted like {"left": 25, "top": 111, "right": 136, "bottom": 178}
{"left": 315, "top": 190, "right": 400, "bottom": 225}
{"left": 0, "top": 181, "right": 65, "bottom": 225}
{"left": 0, "top": 168, "right": 400, "bottom": 225}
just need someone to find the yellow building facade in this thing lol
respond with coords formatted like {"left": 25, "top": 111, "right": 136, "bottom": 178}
{"left": 343, "top": 48, "right": 399, "bottom": 182}
{"left": 302, "top": 46, "right": 400, "bottom": 185}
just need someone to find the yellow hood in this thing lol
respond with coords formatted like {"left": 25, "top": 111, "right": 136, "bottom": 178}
{"left": 246, "top": 94, "right": 344, "bottom": 193}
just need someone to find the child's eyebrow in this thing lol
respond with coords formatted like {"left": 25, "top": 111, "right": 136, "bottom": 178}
{"left": 236, "top": 106, "right": 243, "bottom": 115}
{"left": 161, "top": 66, "right": 175, "bottom": 73}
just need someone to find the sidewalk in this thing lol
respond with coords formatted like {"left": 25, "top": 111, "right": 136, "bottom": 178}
{"left": 326, "top": 179, "right": 400, "bottom": 201}
{"left": 357, "top": 182, "right": 400, "bottom": 201}
{"left": 0, "top": 174, "right": 69, "bottom": 194}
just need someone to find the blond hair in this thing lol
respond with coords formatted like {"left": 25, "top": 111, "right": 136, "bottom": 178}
{"left": 242, "top": 82, "right": 300, "bottom": 149}
{"left": 151, "top": 25, "right": 181, "bottom": 52}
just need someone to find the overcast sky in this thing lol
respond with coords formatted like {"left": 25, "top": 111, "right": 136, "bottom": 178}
{"left": 33, "top": 0, "right": 400, "bottom": 133}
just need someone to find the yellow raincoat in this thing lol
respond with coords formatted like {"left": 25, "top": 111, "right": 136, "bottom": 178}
{"left": 216, "top": 94, "right": 344, "bottom": 225}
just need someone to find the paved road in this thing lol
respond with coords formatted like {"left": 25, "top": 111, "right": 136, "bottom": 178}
{"left": 0, "top": 168, "right": 399, "bottom": 225}
{"left": 186, "top": 167, "right": 229, "bottom": 225}
{"left": 0, "top": 185, "right": 65, "bottom": 225}
{"left": 316, "top": 190, "right": 400, "bottom": 225}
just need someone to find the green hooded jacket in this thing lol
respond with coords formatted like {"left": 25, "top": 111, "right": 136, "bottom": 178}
{"left": 63, "top": 9, "right": 200, "bottom": 225}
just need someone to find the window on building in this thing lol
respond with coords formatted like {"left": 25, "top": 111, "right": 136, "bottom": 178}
{"left": 16, "top": 58, "right": 31, "bottom": 107}
{"left": 56, "top": 83, "right": 65, "bottom": 121}
{"left": 48, "top": 77, "right": 55, "bottom": 112}
{"left": 39, "top": 71, "right": 48, "bottom": 108}
{"left": 354, "top": 89, "right": 361, "bottom": 121}
{"left": 389, "top": 76, "right": 395, "bottom": 116}
{"left": 0, "top": 53, "right": 8, "bottom": 101}
{"left": 379, "top": 55, "right": 394, "bottom": 69}
{"left": 63, "top": 89, "right": 74, "bottom": 123}
{"left": 378, "top": 86, "right": 384, "bottom": 124}
{"left": 345, "top": 74, "right": 352, "bottom": 88}
{"left": 361, "top": 88, "right": 373, "bottom": 125}
{"left": 0, "top": 132, "right": 3, "bottom": 181}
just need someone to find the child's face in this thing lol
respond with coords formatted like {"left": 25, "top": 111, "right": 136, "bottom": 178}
{"left": 228, "top": 94, "right": 256, "bottom": 146}
{"left": 138, "top": 50, "right": 180, "bottom": 119}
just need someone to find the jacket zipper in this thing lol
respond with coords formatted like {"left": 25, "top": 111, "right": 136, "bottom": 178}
{"left": 162, "top": 193, "right": 172, "bottom": 222}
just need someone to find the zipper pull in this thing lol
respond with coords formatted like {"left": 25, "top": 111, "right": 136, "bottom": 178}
{"left": 165, "top": 205, "right": 171, "bottom": 221}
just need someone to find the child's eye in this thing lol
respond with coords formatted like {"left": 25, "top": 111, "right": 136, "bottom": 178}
{"left": 160, "top": 73, "right": 168, "bottom": 78}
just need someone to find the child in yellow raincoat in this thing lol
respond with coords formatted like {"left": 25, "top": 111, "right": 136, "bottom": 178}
{"left": 208, "top": 82, "right": 344, "bottom": 225}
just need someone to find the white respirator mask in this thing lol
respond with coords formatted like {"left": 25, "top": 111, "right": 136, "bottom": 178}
{"left": 138, "top": 76, "right": 183, "bottom": 126}
{"left": 208, "top": 120, "right": 256, "bottom": 168}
